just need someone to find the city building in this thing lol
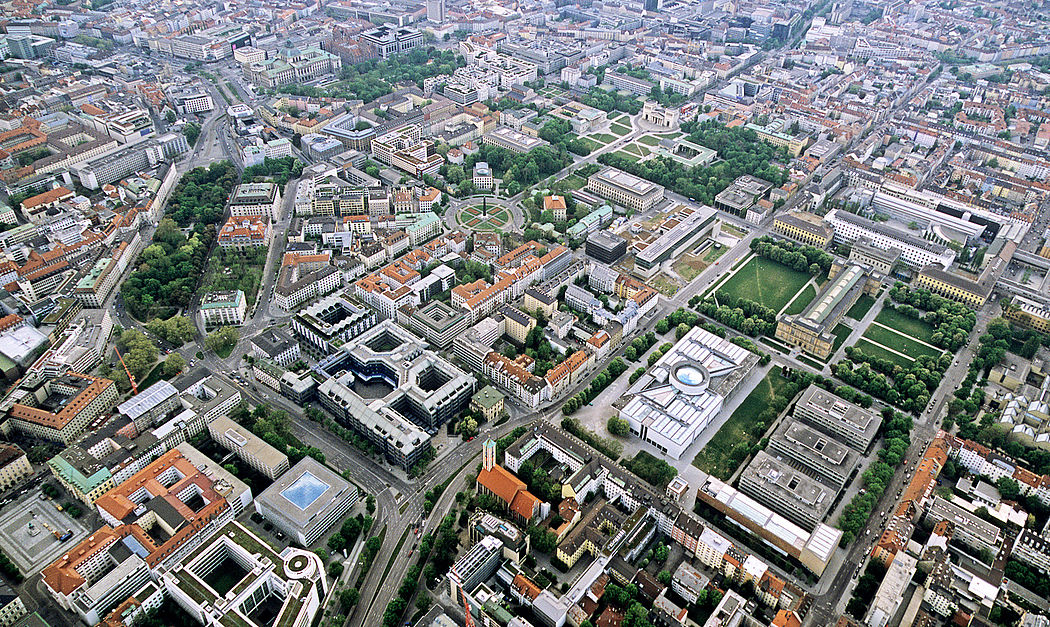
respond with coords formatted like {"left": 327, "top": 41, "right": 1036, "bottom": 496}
{"left": 482, "top": 127, "right": 548, "bottom": 154}
{"left": 249, "top": 328, "right": 301, "bottom": 368}
{"left": 227, "top": 182, "right": 280, "bottom": 220}
{"left": 792, "top": 385, "right": 880, "bottom": 452}
{"left": 291, "top": 294, "right": 377, "bottom": 355}
{"left": 587, "top": 166, "right": 665, "bottom": 213}
{"left": 275, "top": 253, "right": 341, "bottom": 311}
{"left": 775, "top": 264, "right": 876, "bottom": 360}
{"left": 634, "top": 206, "right": 720, "bottom": 278}
{"left": 396, "top": 300, "right": 470, "bottom": 350}
{"left": 198, "top": 291, "right": 248, "bottom": 327}
{"left": 914, "top": 265, "right": 994, "bottom": 309}
{"left": 359, "top": 26, "right": 425, "bottom": 58}
{"left": 246, "top": 47, "right": 342, "bottom": 88}
{"left": 0, "top": 444, "right": 31, "bottom": 491}
{"left": 467, "top": 512, "right": 528, "bottom": 564}
{"left": 738, "top": 451, "right": 836, "bottom": 530}
{"left": 617, "top": 326, "right": 758, "bottom": 459}
{"left": 585, "top": 231, "right": 628, "bottom": 264}
{"left": 694, "top": 470, "right": 841, "bottom": 575}
{"left": 207, "top": 415, "right": 290, "bottom": 480}
{"left": 92, "top": 447, "right": 249, "bottom": 565}
{"left": 500, "top": 306, "right": 535, "bottom": 345}
{"left": 772, "top": 212, "right": 833, "bottom": 248}
{"left": 865, "top": 553, "right": 918, "bottom": 627}
{"left": 371, "top": 126, "right": 443, "bottom": 177}
{"left": 426, "top": 0, "right": 446, "bottom": 23}
{"left": 116, "top": 380, "right": 180, "bottom": 430}
{"left": 3, "top": 372, "right": 118, "bottom": 445}
{"left": 71, "top": 134, "right": 189, "bottom": 189}
{"left": 254, "top": 457, "right": 359, "bottom": 546}
{"left": 470, "top": 386, "right": 505, "bottom": 423}
{"left": 41, "top": 526, "right": 152, "bottom": 626}
{"left": 476, "top": 439, "right": 547, "bottom": 526}
{"left": 0, "top": 583, "right": 25, "bottom": 627}
{"left": 847, "top": 238, "right": 902, "bottom": 279}
{"left": 767, "top": 419, "right": 859, "bottom": 490}
{"left": 161, "top": 521, "right": 327, "bottom": 627}
{"left": 217, "top": 216, "right": 272, "bottom": 249}
{"left": 713, "top": 175, "right": 773, "bottom": 223}
{"left": 824, "top": 209, "right": 955, "bottom": 269}
{"left": 449, "top": 535, "right": 503, "bottom": 604}
{"left": 316, "top": 322, "right": 474, "bottom": 468}
{"left": 42, "top": 447, "right": 249, "bottom": 626}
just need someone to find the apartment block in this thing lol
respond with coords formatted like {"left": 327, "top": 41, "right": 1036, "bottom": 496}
{"left": 4, "top": 372, "right": 118, "bottom": 445}
{"left": 227, "top": 182, "right": 281, "bottom": 220}
{"left": 199, "top": 290, "right": 247, "bottom": 327}
{"left": 207, "top": 415, "right": 290, "bottom": 480}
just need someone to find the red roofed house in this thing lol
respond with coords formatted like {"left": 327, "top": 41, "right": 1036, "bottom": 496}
{"left": 475, "top": 439, "right": 548, "bottom": 525}
{"left": 20, "top": 186, "right": 74, "bottom": 217}
{"left": 217, "top": 216, "right": 272, "bottom": 248}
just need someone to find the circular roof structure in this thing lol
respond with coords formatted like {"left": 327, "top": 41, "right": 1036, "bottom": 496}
{"left": 670, "top": 361, "right": 710, "bottom": 395}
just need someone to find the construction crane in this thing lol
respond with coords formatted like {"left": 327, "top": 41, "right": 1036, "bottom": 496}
{"left": 462, "top": 596, "right": 474, "bottom": 627}
{"left": 115, "top": 348, "right": 138, "bottom": 395}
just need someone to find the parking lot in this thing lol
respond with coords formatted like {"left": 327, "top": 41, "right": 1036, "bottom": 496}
{"left": 0, "top": 488, "right": 93, "bottom": 573}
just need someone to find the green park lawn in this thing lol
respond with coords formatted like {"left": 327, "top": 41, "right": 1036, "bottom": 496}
{"left": 612, "top": 151, "right": 640, "bottom": 162}
{"left": 716, "top": 257, "right": 812, "bottom": 312}
{"left": 862, "top": 324, "right": 942, "bottom": 361}
{"left": 784, "top": 284, "right": 817, "bottom": 316}
{"left": 554, "top": 175, "right": 587, "bottom": 191}
{"left": 576, "top": 137, "right": 604, "bottom": 153}
{"left": 590, "top": 133, "right": 618, "bottom": 144}
{"left": 854, "top": 339, "right": 915, "bottom": 368}
{"left": 610, "top": 124, "right": 632, "bottom": 136}
{"left": 693, "top": 371, "right": 794, "bottom": 479}
{"left": 846, "top": 295, "right": 876, "bottom": 321}
{"left": 830, "top": 323, "right": 853, "bottom": 356}
{"left": 638, "top": 135, "right": 662, "bottom": 146}
{"left": 873, "top": 308, "right": 936, "bottom": 343}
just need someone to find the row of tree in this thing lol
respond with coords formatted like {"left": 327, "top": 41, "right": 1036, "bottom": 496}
{"left": 624, "top": 331, "right": 658, "bottom": 362}
{"left": 144, "top": 316, "right": 196, "bottom": 346}
{"left": 561, "top": 357, "right": 629, "bottom": 415}
{"left": 229, "top": 402, "right": 324, "bottom": 467}
{"left": 837, "top": 409, "right": 912, "bottom": 544}
{"left": 696, "top": 296, "right": 777, "bottom": 337}
{"left": 325, "top": 513, "right": 373, "bottom": 554}
{"left": 621, "top": 451, "right": 678, "bottom": 489}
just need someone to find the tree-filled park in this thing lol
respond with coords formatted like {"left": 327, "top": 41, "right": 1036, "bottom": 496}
{"left": 598, "top": 120, "right": 788, "bottom": 205}
{"left": 277, "top": 48, "right": 464, "bottom": 103}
